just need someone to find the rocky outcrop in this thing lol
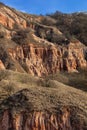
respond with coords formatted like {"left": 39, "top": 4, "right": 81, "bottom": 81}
{"left": 0, "top": 109, "right": 83, "bottom": 130}
{"left": 0, "top": 60, "right": 5, "bottom": 70}
{"left": 0, "top": 6, "right": 27, "bottom": 29}
{"left": 0, "top": 3, "right": 86, "bottom": 77}
{"left": 8, "top": 42, "right": 87, "bottom": 76}
{"left": 0, "top": 2, "right": 87, "bottom": 76}
{"left": 0, "top": 12, "right": 15, "bottom": 29}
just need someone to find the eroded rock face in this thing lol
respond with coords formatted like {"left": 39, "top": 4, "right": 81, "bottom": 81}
{"left": 0, "top": 60, "right": 5, "bottom": 70}
{"left": 0, "top": 12, "right": 15, "bottom": 29}
{"left": 0, "top": 7, "right": 27, "bottom": 29}
{"left": 8, "top": 42, "right": 87, "bottom": 76}
{"left": 0, "top": 3, "right": 87, "bottom": 76}
{"left": 0, "top": 109, "right": 83, "bottom": 130}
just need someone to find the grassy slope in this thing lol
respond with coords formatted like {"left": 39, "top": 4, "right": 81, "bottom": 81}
{"left": 45, "top": 69, "right": 87, "bottom": 92}
{"left": 0, "top": 70, "right": 87, "bottom": 126}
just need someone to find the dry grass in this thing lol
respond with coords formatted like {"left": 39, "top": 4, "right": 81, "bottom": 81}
{"left": 0, "top": 70, "right": 87, "bottom": 126}
{"left": 46, "top": 69, "right": 87, "bottom": 92}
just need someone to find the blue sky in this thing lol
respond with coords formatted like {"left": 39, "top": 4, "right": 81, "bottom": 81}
{"left": 0, "top": 0, "right": 87, "bottom": 15}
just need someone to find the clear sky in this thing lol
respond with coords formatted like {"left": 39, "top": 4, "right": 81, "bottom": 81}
{"left": 0, "top": 0, "right": 87, "bottom": 15}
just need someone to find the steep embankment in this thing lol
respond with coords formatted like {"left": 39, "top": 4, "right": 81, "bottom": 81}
{"left": 8, "top": 42, "right": 87, "bottom": 76}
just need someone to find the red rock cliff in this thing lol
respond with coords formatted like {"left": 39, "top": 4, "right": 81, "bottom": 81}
{"left": 0, "top": 109, "right": 83, "bottom": 130}
{"left": 0, "top": 6, "right": 27, "bottom": 29}
{"left": 8, "top": 42, "right": 87, "bottom": 76}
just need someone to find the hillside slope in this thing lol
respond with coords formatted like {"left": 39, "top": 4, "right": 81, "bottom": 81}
{"left": 0, "top": 3, "right": 87, "bottom": 76}
{"left": 41, "top": 11, "right": 87, "bottom": 46}
{"left": 0, "top": 70, "right": 87, "bottom": 130}
{"left": 0, "top": 3, "right": 87, "bottom": 130}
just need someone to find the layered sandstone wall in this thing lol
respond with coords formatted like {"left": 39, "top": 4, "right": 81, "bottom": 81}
{"left": 0, "top": 12, "right": 15, "bottom": 29}
{"left": 0, "top": 109, "right": 83, "bottom": 130}
{"left": 0, "top": 7, "right": 27, "bottom": 29}
{"left": 8, "top": 42, "right": 87, "bottom": 76}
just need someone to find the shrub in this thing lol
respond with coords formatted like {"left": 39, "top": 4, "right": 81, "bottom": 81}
{"left": 41, "top": 16, "right": 56, "bottom": 26}
{"left": 38, "top": 79, "right": 53, "bottom": 87}
{"left": 2, "top": 82, "right": 15, "bottom": 97}
{"left": 41, "top": 12, "right": 87, "bottom": 46}
{"left": 12, "top": 28, "right": 35, "bottom": 45}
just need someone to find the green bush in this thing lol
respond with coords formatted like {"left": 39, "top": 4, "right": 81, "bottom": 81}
{"left": 41, "top": 12, "right": 87, "bottom": 46}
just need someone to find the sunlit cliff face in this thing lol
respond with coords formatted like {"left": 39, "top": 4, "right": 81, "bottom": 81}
{"left": 0, "top": 3, "right": 87, "bottom": 75}
{"left": 0, "top": 109, "right": 84, "bottom": 130}
{"left": 8, "top": 42, "right": 87, "bottom": 76}
{"left": 0, "top": 3, "right": 87, "bottom": 130}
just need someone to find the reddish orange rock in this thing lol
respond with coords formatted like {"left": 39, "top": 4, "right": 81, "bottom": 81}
{"left": 0, "top": 7, "right": 27, "bottom": 29}
{"left": 0, "top": 109, "right": 84, "bottom": 130}
{"left": 8, "top": 42, "right": 87, "bottom": 76}
{"left": 0, "top": 60, "right": 5, "bottom": 70}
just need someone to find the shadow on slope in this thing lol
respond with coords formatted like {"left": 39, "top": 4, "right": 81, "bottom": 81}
{"left": 45, "top": 68, "right": 87, "bottom": 92}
